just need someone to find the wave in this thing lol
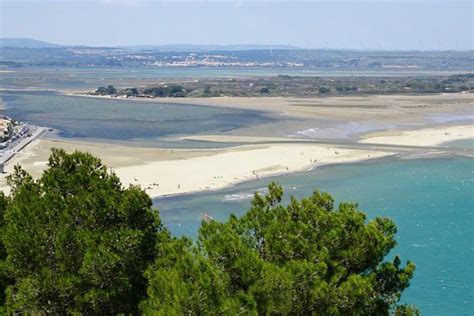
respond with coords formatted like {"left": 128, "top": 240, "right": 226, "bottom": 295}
{"left": 292, "top": 121, "right": 396, "bottom": 139}
{"left": 223, "top": 187, "right": 269, "bottom": 202}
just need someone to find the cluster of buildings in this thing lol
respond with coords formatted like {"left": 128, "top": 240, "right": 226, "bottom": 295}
{"left": 0, "top": 117, "right": 13, "bottom": 142}
{"left": 0, "top": 116, "right": 32, "bottom": 149}
{"left": 149, "top": 56, "right": 304, "bottom": 67}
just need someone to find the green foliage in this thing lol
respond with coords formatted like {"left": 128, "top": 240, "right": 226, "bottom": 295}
{"left": 203, "top": 85, "right": 212, "bottom": 95}
{"left": 123, "top": 87, "right": 140, "bottom": 96}
{"left": 142, "top": 182, "right": 416, "bottom": 315}
{"left": 318, "top": 86, "right": 330, "bottom": 93}
{"left": 1, "top": 149, "right": 165, "bottom": 314}
{"left": 141, "top": 237, "right": 250, "bottom": 315}
{"left": 394, "top": 304, "right": 421, "bottom": 316}
{"left": 0, "top": 192, "right": 8, "bottom": 314}
{"left": 92, "top": 73, "right": 474, "bottom": 99}
{"left": 95, "top": 84, "right": 117, "bottom": 95}
{"left": 143, "top": 85, "right": 187, "bottom": 97}
{"left": 259, "top": 87, "right": 270, "bottom": 94}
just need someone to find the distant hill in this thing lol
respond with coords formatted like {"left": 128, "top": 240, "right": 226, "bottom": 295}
{"left": 0, "top": 38, "right": 62, "bottom": 48}
{"left": 119, "top": 44, "right": 301, "bottom": 52}
{"left": 0, "top": 39, "right": 300, "bottom": 51}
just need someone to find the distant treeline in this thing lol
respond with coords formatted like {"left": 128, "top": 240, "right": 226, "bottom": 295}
{"left": 95, "top": 85, "right": 188, "bottom": 97}
{"left": 93, "top": 74, "right": 474, "bottom": 98}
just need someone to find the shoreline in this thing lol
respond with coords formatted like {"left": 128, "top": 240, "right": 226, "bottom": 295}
{"left": 360, "top": 125, "right": 473, "bottom": 147}
{"left": 1, "top": 122, "right": 472, "bottom": 199}
{"left": 112, "top": 143, "right": 394, "bottom": 198}
{"left": 153, "top": 154, "right": 402, "bottom": 201}
{"left": 0, "top": 137, "right": 394, "bottom": 198}
{"left": 153, "top": 151, "right": 470, "bottom": 201}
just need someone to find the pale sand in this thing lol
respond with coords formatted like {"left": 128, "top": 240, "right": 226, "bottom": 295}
{"left": 0, "top": 138, "right": 392, "bottom": 198}
{"left": 114, "top": 144, "right": 392, "bottom": 197}
{"left": 360, "top": 125, "right": 473, "bottom": 147}
{"left": 0, "top": 139, "right": 224, "bottom": 194}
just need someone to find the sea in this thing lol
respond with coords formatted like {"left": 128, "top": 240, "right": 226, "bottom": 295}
{"left": 1, "top": 67, "right": 473, "bottom": 314}
{"left": 156, "top": 156, "right": 474, "bottom": 315}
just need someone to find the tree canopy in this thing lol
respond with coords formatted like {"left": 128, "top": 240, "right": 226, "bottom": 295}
{"left": 0, "top": 192, "right": 8, "bottom": 314}
{"left": 0, "top": 149, "right": 166, "bottom": 314}
{"left": 0, "top": 149, "right": 417, "bottom": 315}
{"left": 95, "top": 85, "right": 117, "bottom": 95}
{"left": 142, "top": 183, "right": 417, "bottom": 315}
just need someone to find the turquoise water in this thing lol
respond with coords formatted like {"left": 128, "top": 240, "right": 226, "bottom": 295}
{"left": 155, "top": 156, "right": 474, "bottom": 315}
{"left": 0, "top": 91, "right": 275, "bottom": 147}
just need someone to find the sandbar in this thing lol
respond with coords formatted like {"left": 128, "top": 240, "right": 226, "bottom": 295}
{"left": 360, "top": 125, "right": 473, "bottom": 147}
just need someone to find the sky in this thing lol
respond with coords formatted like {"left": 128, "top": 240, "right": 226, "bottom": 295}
{"left": 0, "top": 0, "right": 472, "bottom": 50}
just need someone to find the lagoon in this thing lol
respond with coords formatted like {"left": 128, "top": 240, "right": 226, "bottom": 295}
{"left": 0, "top": 91, "right": 275, "bottom": 147}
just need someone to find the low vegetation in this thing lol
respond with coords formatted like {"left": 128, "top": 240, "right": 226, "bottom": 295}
{"left": 0, "top": 150, "right": 418, "bottom": 315}
{"left": 92, "top": 74, "right": 474, "bottom": 98}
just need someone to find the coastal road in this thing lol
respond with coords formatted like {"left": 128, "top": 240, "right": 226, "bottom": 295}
{"left": 0, "top": 126, "right": 46, "bottom": 166}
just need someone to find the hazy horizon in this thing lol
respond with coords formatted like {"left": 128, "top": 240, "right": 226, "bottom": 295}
{"left": 1, "top": 0, "right": 472, "bottom": 51}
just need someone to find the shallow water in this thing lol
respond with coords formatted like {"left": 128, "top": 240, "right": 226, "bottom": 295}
{"left": 156, "top": 156, "right": 474, "bottom": 315}
{"left": 443, "top": 138, "right": 474, "bottom": 149}
{"left": 429, "top": 113, "right": 474, "bottom": 124}
{"left": 0, "top": 91, "right": 274, "bottom": 147}
{"left": 293, "top": 121, "right": 398, "bottom": 139}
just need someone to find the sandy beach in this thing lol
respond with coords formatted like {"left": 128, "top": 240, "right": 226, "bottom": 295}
{"left": 114, "top": 144, "right": 392, "bottom": 197}
{"left": 0, "top": 138, "right": 393, "bottom": 197}
{"left": 1, "top": 122, "right": 472, "bottom": 198}
{"left": 361, "top": 125, "right": 473, "bottom": 147}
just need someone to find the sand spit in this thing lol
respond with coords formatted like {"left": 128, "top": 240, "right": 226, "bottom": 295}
{"left": 114, "top": 144, "right": 392, "bottom": 197}
{"left": 360, "top": 125, "right": 473, "bottom": 147}
{"left": 0, "top": 139, "right": 391, "bottom": 198}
